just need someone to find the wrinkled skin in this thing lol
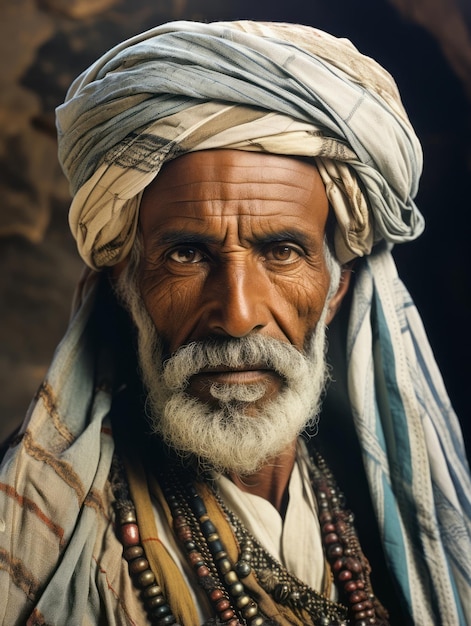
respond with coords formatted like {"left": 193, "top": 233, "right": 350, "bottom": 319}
{"left": 128, "top": 149, "right": 351, "bottom": 510}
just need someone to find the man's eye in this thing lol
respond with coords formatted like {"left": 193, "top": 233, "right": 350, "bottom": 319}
{"left": 168, "top": 247, "right": 205, "bottom": 263}
{"left": 264, "top": 244, "right": 302, "bottom": 263}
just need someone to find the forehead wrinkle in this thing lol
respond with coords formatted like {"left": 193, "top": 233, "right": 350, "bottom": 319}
{"left": 153, "top": 201, "right": 318, "bottom": 221}
{"left": 140, "top": 152, "right": 329, "bottom": 243}
{"left": 163, "top": 181, "right": 323, "bottom": 207}
{"left": 154, "top": 177, "right": 317, "bottom": 202}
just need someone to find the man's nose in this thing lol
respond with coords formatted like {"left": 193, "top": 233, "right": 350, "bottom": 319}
{"left": 204, "top": 261, "right": 270, "bottom": 338}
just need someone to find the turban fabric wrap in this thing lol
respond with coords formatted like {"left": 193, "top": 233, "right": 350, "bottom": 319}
{"left": 56, "top": 20, "right": 425, "bottom": 269}
{"left": 0, "top": 20, "right": 470, "bottom": 626}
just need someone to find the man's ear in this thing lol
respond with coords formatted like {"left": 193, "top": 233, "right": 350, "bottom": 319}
{"left": 325, "top": 264, "right": 353, "bottom": 324}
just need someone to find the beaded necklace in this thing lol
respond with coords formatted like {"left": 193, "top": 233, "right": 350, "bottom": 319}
{"left": 111, "top": 450, "right": 390, "bottom": 626}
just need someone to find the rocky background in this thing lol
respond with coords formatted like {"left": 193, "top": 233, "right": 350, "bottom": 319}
{"left": 1, "top": 0, "right": 470, "bottom": 455}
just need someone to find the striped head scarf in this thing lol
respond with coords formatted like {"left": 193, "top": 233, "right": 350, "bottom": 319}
{"left": 0, "top": 20, "right": 469, "bottom": 626}
{"left": 56, "top": 20, "right": 425, "bottom": 269}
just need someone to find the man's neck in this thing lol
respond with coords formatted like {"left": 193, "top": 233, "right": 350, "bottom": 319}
{"left": 227, "top": 440, "right": 297, "bottom": 518}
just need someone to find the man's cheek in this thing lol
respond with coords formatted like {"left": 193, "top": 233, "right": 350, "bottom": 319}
{"left": 142, "top": 279, "right": 197, "bottom": 327}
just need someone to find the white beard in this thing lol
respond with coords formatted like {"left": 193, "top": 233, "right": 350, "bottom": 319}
{"left": 148, "top": 330, "right": 328, "bottom": 475}
{"left": 115, "top": 246, "right": 339, "bottom": 476}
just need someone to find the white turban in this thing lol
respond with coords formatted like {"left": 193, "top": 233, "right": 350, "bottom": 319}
{"left": 56, "top": 20, "right": 424, "bottom": 269}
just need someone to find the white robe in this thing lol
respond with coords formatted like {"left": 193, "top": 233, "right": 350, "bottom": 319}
{"left": 152, "top": 441, "right": 331, "bottom": 622}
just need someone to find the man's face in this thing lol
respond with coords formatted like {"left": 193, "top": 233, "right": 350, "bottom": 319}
{"left": 138, "top": 149, "right": 333, "bottom": 407}
{"left": 118, "top": 149, "right": 343, "bottom": 474}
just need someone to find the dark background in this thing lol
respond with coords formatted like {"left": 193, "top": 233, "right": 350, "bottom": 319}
{"left": 1, "top": 0, "right": 470, "bottom": 456}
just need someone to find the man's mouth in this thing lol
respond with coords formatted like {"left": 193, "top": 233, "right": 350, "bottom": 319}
{"left": 186, "top": 366, "right": 284, "bottom": 404}
{"left": 190, "top": 366, "right": 280, "bottom": 385}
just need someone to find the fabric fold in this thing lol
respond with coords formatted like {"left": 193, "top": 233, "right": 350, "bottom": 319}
{"left": 56, "top": 20, "right": 424, "bottom": 269}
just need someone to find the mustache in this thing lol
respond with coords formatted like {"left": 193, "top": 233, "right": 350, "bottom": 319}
{"left": 161, "top": 335, "right": 310, "bottom": 391}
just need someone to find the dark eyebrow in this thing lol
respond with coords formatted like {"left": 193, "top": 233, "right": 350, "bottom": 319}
{"left": 147, "top": 230, "right": 221, "bottom": 250}
{"left": 251, "top": 229, "right": 312, "bottom": 249}
{"left": 147, "top": 228, "right": 314, "bottom": 251}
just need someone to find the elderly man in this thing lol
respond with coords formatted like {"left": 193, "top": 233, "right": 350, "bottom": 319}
{"left": 0, "top": 20, "right": 470, "bottom": 626}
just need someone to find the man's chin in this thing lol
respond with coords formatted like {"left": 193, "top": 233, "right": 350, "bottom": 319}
{"left": 185, "top": 396, "right": 273, "bottom": 419}
{"left": 148, "top": 389, "right": 312, "bottom": 477}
